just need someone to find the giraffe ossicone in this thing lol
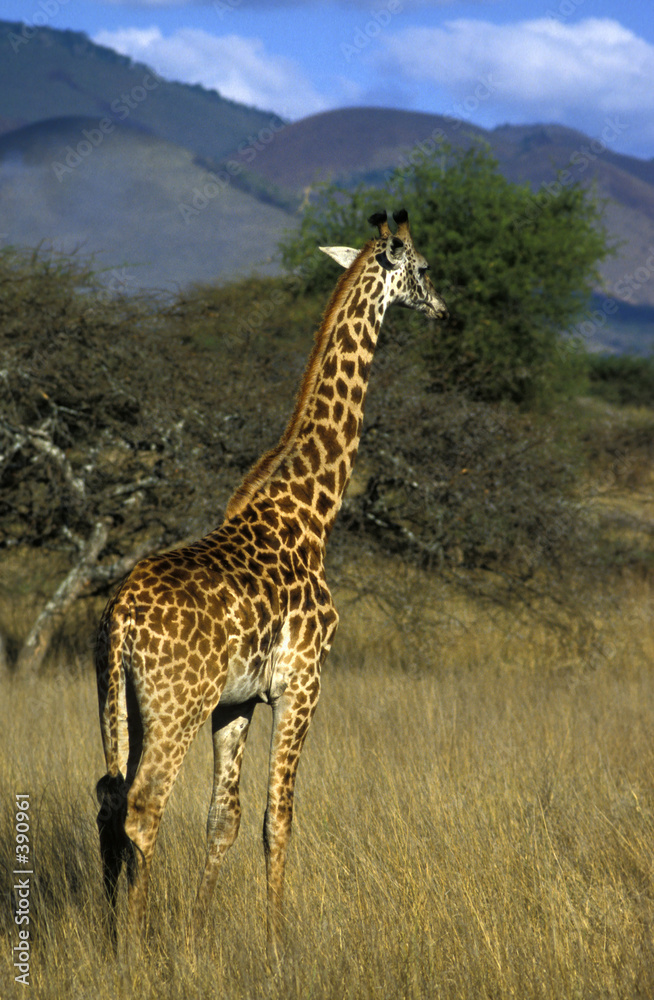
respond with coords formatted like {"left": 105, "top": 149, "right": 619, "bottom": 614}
{"left": 94, "top": 208, "right": 447, "bottom": 963}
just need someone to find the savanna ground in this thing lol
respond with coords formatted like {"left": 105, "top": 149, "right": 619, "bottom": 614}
{"left": 1, "top": 559, "right": 653, "bottom": 1000}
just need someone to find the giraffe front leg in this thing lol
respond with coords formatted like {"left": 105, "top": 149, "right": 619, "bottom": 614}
{"left": 263, "top": 668, "right": 321, "bottom": 964}
{"left": 191, "top": 700, "right": 255, "bottom": 940}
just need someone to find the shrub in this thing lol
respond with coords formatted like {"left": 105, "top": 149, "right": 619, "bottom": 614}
{"left": 587, "top": 353, "right": 654, "bottom": 408}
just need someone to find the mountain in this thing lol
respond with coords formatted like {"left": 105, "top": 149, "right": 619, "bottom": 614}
{"left": 226, "top": 107, "right": 487, "bottom": 192}
{"left": 0, "top": 19, "right": 653, "bottom": 352}
{"left": 0, "top": 20, "right": 296, "bottom": 289}
{"left": 0, "top": 20, "right": 284, "bottom": 162}
{"left": 0, "top": 116, "right": 293, "bottom": 290}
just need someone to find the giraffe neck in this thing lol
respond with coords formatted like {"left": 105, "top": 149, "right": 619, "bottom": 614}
{"left": 225, "top": 249, "right": 389, "bottom": 546}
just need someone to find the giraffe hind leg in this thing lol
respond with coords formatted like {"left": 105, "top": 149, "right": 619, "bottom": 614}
{"left": 122, "top": 714, "right": 209, "bottom": 954}
{"left": 96, "top": 772, "right": 137, "bottom": 953}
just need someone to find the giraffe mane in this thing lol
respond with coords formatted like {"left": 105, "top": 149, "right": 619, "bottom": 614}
{"left": 224, "top": 241, "right": 375, "bottom": 520}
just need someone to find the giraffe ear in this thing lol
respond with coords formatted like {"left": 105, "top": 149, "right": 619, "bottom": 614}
{"left": 319, "top": 246, "right": 359, "bottom": 269}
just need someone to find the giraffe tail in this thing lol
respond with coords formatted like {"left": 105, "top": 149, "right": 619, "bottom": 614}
{"left": 95, "top": 610, "right": 138, "bottom": 946}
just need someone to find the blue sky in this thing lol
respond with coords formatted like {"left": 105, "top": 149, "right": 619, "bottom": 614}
{"left": 4, "top": 0, "right": 654, "bottom": 158}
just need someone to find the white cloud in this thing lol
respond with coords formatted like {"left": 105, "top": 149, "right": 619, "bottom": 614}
{"left": 93, "top": 26, "right": 328, "bottom": 119}
{"left": 380, "top": 18, "right": 654, "bottom": 148}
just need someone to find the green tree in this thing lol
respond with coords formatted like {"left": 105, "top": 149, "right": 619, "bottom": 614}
{"left": 280, "top": 142, "right": 612, "bottom": 406}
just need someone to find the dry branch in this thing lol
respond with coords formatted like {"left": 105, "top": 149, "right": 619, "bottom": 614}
{"left": 15, "top": 519, "right": 110, "bottom": 674}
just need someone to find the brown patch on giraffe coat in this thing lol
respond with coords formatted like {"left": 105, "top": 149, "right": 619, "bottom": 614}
{"left": 298, "top": 620, "right": 315, "bottom": 652}
{"left": 301, "top": 438, "right": 321, "bottom": 474}
{"left": 343, "top": 410, "right": 358, "bottom": 445}
{"left": 292, "top": 455, "right": 308, "bottom": 478}
{"left": 313, "top": 398, "right": 330, "bottom": 422}
{"left": 323, "top": 354, "right": 338, "bottom": 379}
{"left": 290, "top": 480, "right": 313, "bottom": 506}
{"left": 317, "top": 469, "right": 336, "bottom": 493}
{"left": 302, "top": 582, "right": 316, "bottom": 611}
{"left": 316, "top": 424, "right": 341, "bottom": 463}
{"left": 361, "top": 326, "right": 375, "bottom": 352}
{"left": 347, "top": 288, "right": 360, "bottom": 310}
{"left": 288, "top": 585, "right": 302, "bottom": 611}
{"left": 336, "top": 324, "right": 357, "bottom": 353}
{"left": 257, "top": 549, "right": 280, "bottom": 567}
{"left": 254, "top": 600, "right": 272, "bottom": 628}
{"left": 315, "top": 491, "right": 332, "bottom": 518}
{"left": 277, "top": 494, "right": 298, "bottom": 514}
{"left": 349, "top": 298, "right": 367, "bottom": 320}
{"left": 280, "top": 516, "right": 301, "bottom": 549}
{"left": 358, "top": 357, "right": 371, "bottom": 380}
{"left": 260, "top": 506, "right": 280, "bottom": 529}
{"left": 287, "top": 611, "right": 302, "bottom": 643}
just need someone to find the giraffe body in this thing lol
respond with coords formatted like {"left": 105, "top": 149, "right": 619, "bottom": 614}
{"left": 95, "top": 209, "right": 446, "bottom": 960}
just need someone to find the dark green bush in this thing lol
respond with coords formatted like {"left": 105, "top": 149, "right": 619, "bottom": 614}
{"left": 587, "top": 353, "right": 654, "bottom": 408}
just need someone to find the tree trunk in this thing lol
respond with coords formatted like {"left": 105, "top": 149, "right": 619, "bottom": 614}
{"left": 15, "top": 520, "right": 110, "bottom": 675}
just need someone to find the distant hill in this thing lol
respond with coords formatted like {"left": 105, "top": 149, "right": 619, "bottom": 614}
{"left": 0, "top": 20, "right": 653, "bottom": 351}
{"left": 227, "top": 107, "right": 487, "bottom": 192}
{"left": 0, "top": 19, "right": 296, "bottom": 290}
{"left": 0, "top": 116, "right": 293, "bottom": 290}
{"left": 0, "top": 20, "right": 283, "bottom": 162}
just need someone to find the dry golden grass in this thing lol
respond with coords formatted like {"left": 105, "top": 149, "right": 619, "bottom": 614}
{"left": 2, "top": 578, "right": 654, "bottom": 999}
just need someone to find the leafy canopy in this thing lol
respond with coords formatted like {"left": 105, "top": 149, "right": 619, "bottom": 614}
{"left": 280, "top": 142, "right": 611, "bottom": 406}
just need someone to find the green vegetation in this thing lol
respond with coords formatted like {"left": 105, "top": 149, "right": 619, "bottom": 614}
{"left": 588, "top": 352, "right": 654, "bottom": 407}
{"left": 281, "top": 143, "right": 611, "bottom": 405}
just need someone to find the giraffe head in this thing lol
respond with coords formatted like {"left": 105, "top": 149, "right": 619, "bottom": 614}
{"left": 320, "top": 208, "right": 447, "bottom": 320}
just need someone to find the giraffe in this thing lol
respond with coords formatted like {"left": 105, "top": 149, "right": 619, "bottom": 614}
{"left": 95, "top": 208, "right": 447, "bottom": 962}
